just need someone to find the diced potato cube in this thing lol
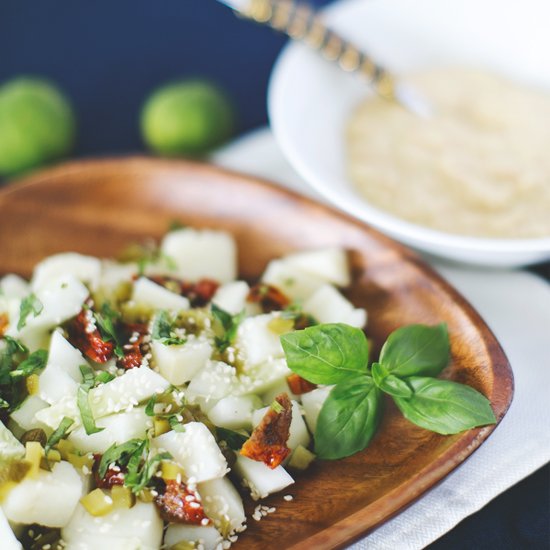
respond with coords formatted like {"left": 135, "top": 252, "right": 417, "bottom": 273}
{"left": 38, "top": 331, "right": 86, "bottom": 404}
{"left": 212, "top": 281, "right": 250, "bottom": 315}
{"left": 283, "top": 248, "right": 350, "bottom": 287}
{"left": 89, "top": 366, "right": 170, "bottom": 417}
{"left": 164, "top": 524, "right": 223, "bottom": 550}
{"left": 302, "top": 284, "right": 367, "bottom": 328}
{"left": 62, "top": 502, "right": 163, "bottom": 550}
{"left": 0, "top": 274, "right": 29, "bottom": 299}
{"left": 99, "top": 260, "right": 137, "bottom": 289}
{"left": 235, "top": 313, "right": 285, "bottom": 369}
{"left": 187, "top": 361, "right": 237, "bottom": 405}
{"left": 252, "top": 401, "right": 310, "bottom": 453}
{"left": 153, "top": 423, "right": 227, "bottom": 483}
{"left": 198, "top": 477, "right": 246, "bottom": 535}
{"left": 301, "top": 386, "right": 333, "bottom": 434}
{"left": 152, "top": 336, "right": 212, "bottom": 385}
{"left": 0, "top": 419, "right": 25, "bottom": 461}
{"left": 31, "top": 252, "right": 101, "bottom": 291}
{"left": 234, "top": 357, "right": 291, "bottom": 396}
{"left": 0, "top": 507, "right": 21, "bottom": 550}
{"left": 34, "top": 396, "right": 80, "bottom": 430}
{"left": 261, "top": 259, "right": 325, "bottom": 301}
{"left": 233, "top": 455, "right": 294, "bottom": 500}
{"left": 9, "top": 395, "right": 49, "bottom": 432}
{"left": 161, "top": 228, "right": 237, "bottom": 283}
{"left": 207, "top": 395, "right": 261, "bottom": 431}
{"left": 132, "top": 277, "right": 190, "bottom": 311}
{"left": 68, "top": 407, "right": 150, "bottom": 454}
{"left": 3, "top": 461, "right": 82, "bottom": 527}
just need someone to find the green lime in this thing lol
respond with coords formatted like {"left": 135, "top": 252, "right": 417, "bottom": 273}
{"left": 141, "top": 80, "right": 235, "bottom": 156}
{"left": 0, "top": 77, "right": 76, "bottom": 177}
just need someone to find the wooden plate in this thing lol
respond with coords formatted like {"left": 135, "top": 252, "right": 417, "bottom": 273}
{"left": 0, "top": 158, "right": 513, "bottom": 549}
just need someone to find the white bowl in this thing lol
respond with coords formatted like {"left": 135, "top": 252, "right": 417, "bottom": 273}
{"left": 268, "top": 0, "right": 550, "bottom": 267}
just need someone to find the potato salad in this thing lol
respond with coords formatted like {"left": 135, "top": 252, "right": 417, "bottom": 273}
{"left": 0, "top": 227, "right": 366, "bottom": 550}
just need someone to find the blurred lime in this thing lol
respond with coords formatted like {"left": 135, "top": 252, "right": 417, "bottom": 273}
{"left": 141, "top": 80, "right": 235, "bottom": 156}
{"left": 0, "top": 77, "right": 76, "bottom": 177}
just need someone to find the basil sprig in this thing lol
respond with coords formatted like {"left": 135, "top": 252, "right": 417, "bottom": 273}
{"left": 77, "top": 365, "right": 104, "bottom": 435}
{"left": 17, "top": 293, "right": 43, "bottom": 330}
{"left": 281, "top": 323, "right": 496, "bottom": 460}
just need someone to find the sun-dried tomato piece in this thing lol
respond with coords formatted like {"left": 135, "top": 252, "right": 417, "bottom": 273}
{"left": 155, "top": 479, "right": 210, "bottom": 525}
{"left": 240, "top": 393, "right": 292, "bottom": 469}
{"left": 286, "top": 373, "right": 317, "bottom": 395}
{"left": 67, "top": 308, "right": 114, "bottom": 364}
{"left": 0, "top": 313, "right": 9, "bottom": 337}
{"left": 92, "top": 454, "right": 125, "bottom": 488}
{"left": 189, "top": 278, "right": 219, "bottom": 306}
{"left": 247, "top": 284, "right": 291, "bottom": 313}
{"left": 116, "top": 322, "right": 149, "bottom": 370}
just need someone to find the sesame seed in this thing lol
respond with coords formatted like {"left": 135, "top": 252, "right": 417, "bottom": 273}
{"left": 283, "top": 494, "right": 294, "bottom": 501}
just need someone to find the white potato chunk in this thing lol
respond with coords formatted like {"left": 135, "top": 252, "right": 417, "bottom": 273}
{"left": 198, "top": 477, "right": 246, "bottom": 535}
{"left": 153, "top": 423, "right": 227, "bottom": 483}
{"left": 34, "top": 396, "right": 79, "bottom": 430}
{"left": 10, "top": 395, "right": 49, "bottom": 432}
{"left": 302, "top": 284, "right": 367, "bottom": 328}
{"left": 161, "top": 228, "right": 237, "bottom": 283}
{"left": 3, "top": 461, "right": 82, "bottom": 527}
{"left": 0, "top": 507, "right": 21, "bottom": 550}
{"left": 211, "top": 281, "right": 250, "bottom": 315}
{"left": 18, "top": 275, "right": 88, "bottom": 332}
{"left": 252, "top": 401, "right": 310, "bottom": 453}
{"left": 68, "top": 407, "right": 150, "bottom": 454}
{"left": 32, "top": 252, "right": 102, "bottom": 291}
{"left": 89, "top": 366, "right": 170, "bottom": 417}
{"left": 235, "top": 313, "right": 285, "bottom": 369}
{"left": 207, "top": 395, "right": 261, "bottom": 431}
{"left": 151, "top": 336, "right": 212, "bottom": 385}
{"left": 0, "top": 274, "right": 29, "bottom": 299}
{"left": 261, "top": 378, "right": 300, "bottom": 405}
{"left": 261, "top": 259, "right": 325, "bottom": 301}
{"left": 187, "top": 360, "right": 237, "bottom": 405}
{"left": 283, "top": 247, "right": 350, "bottom": 287}
{"left": 62, "top": 502, "right": 163, "bottom": 550}
{"left": 99, "top": 260, "right": 137, "bottom": 289}
{"left": 132, "top": 277, "right": 190, "bottom": 311}
{"left": 38, "top": 331, "right": 86, "bottom": 404}
{"left": 301, "top": 386, "right": 333, "bottom": 434}
{"left": 0, "top": 419, "right": 25, "bottom": 461}
{"left": 164, "top": 524, "right": 223, "bottom": 550}
{"left": 234, "top": 357, "right": 292, "bottom": 396}
{"left": 233, "top": 455, "right": 294, "bottom": 500}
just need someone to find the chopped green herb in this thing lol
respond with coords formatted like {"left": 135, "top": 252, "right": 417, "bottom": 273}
{"left": 77, "top": 364, "right": 103, "bottom": 435}
{"left": 95, "top": 303, "right": 124, "bottom": 358}
{"left": 45, "top": 416, "right": 74, "bottom": 457}
{"left": 211, "top": 303, "right": 244, "bottom": 352}
{"left": 99, "top": 439, "right": 143, "bottom": 478}
{"left": 151, "top": 311, "right": 186, "bottom": 346}
{"left": 17, "top": 293, "right": 43, "bottom": 330}
{"left": 9, "top": 349, "right": 48, "bottom": 379}
{"left": 168, "top": 415, "right": 186, "bottom": 432}
{"left": 95, "top": 371, "right": 115, "bottom": 385}
{"left": 270, "top": 400, "right": 283, "bottom": 414}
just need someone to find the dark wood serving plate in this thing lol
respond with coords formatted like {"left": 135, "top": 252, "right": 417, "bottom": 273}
{"left": 0, "top": 158, "right": 513, "bottom": 549}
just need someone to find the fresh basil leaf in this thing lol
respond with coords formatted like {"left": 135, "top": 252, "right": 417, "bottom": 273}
{"left": 379, "top": 323, "right": 450, "bottom": 378}
{"left": 371, "top": 362, "right": 413, "bottom": 398}
{"left": 122, "top": 438, "right": 171, "bottom": 494}
{"left": 3, "top": 336, "right": 28, "bottom": 355}
{"left": 393, "top": 376, "right": 497, "bottom": 435}
{"left": 315, "top": 375, "right": 382, "bottom": 459}
{"left": 77, "top": 365, "right": 103, "bottom": 435}
{"left": 280, "top": 323, "right": 370, "bottom": 385}
{"left": 95, "top": 303, "right": 124, "bottom": 358}
{"left": 145, "top": 394, "right": 157, "bottom": 417}
{"left": 17, "top": 294, "right": 43, "bottom": 330}
{"left": 9, "top": 350, "right": 48, "bottom": 379}
{"left": 99, "top": 439, "right": 143, "bottom": 478}
{"left": 216, "top": 427, "right": 248, "bottom": 451}
{"left": 45, "top": 416, "right": 74, "bottom": 457}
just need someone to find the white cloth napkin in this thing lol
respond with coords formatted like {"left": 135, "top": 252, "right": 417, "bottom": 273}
{"left": 213, "top": 128, "right": 550, "bottom": 549}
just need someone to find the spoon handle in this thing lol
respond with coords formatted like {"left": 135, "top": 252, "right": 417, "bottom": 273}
{"left": 237, "top": 0, "right": 396, "bottom": 99}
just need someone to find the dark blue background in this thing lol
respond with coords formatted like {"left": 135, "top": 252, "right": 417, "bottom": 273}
{"left": 1, "top": 1, "right": 548, "bottom": 548}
